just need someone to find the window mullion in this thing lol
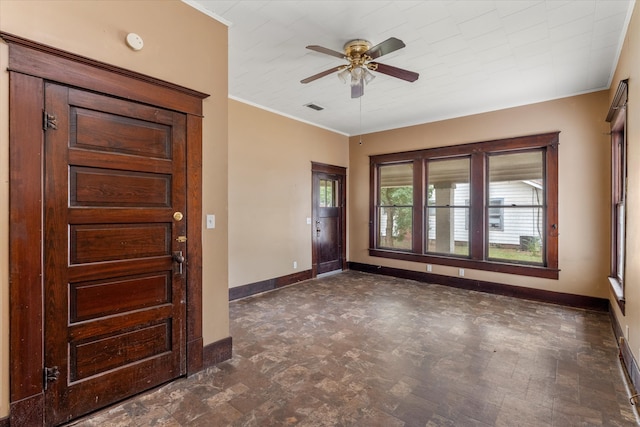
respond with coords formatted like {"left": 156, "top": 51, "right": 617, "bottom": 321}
{"left": 413, "top": 159, "right": 424, "bottom": 254}
{"left": 470, "top": 152, "right": 485, "bottom": 260}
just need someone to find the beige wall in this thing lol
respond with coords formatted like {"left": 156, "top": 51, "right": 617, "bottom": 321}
{"left": 228, "top": 99, "right": 349, "bottom": 288}
{"left": 610, "top": 3, "right": 640, "bottom": 366}
{"left": 0, "top": 0, "right": 229, "bottom": 418}
{"left": 349, "top": 90, "right": 611, "bottom": 298}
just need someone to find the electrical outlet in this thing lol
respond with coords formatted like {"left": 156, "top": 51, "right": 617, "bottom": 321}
{"left": 426, "top": 264, "right": 432, "bottom": 272}
{"left": 458, "top": 268, "right": 465, "bottom": 277}
{"left": 293, "top": 261, "right": 297, "bottom": 269}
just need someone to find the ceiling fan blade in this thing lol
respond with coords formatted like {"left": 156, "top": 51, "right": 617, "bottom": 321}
{"left": 370, "top": 62, "right": 419, "bottom": 82}
{"left": 306, "top": 45, "right": 346, "bottom": 59}
{"left": 365, "top": 37, "right": 406, "bottom": 60}
{"left": 351, "top": 82, "right": 364, "bottom": 99}
{"left": 300, "top": 66, "right": 344, "bottom": 84}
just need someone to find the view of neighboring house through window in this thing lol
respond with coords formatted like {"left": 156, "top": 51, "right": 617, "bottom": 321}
{"left": 488, "top": 199, "right": 505, "bottom": 232}
{"left": 488, "top": 151, "right": 544, "bottom": 264}
{"left": 463, "top": 198, "right": 503, "bottom": 231}
{"left": 607, "top": 79, "right": 628, "bottom": 311}
{"left": 370, "top": 132, "right": 559, "bottom": 279}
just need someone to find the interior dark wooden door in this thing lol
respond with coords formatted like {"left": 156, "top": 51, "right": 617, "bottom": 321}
{"left": 313, "top": 172, "right": 344, "bottom": 275}
{"left": 43, "top": 83, "right": 187, "bottom": 426}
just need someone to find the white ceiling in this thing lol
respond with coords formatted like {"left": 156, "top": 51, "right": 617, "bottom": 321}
{"left": 186, "top": 0, "right": 635, "bottom": 136}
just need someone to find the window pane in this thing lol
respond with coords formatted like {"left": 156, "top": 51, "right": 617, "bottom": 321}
{"left": 379, "top": 164, "right": 413, "bottom": 205}
{"left": 331, "top": 180, "right": 338, "bottom": 207}
{"left": 612, "top": 129, "right": 626, "bottom": 285}
{"left": 378, "top": 207, "right": 412, "bottom": 250}
{"left": 426, "top": 158, "right": 470, "bottom": 255}
{"left": 379, "top": 163, "right": 413, "bottom": 250}
{"left": 617, "top": 202, "right": 625, "bottom": 281}
{"left": 488, "top": 151, "right": 544, "bottom": 265}
{"left": 319, "top": 179, "right": 327, "bottom": 207}
{"left": 427, "top": 158, "right": 470, "bottom": 206}
{"left": 488, "top": 207, "right": 543, "bottom": 264}
{"left": 319, "top": 178, "right": 338, "bottom": 207}
{"left": 489, "top": 151, "right": 543, "bottom": 200}
{"left": 427, "top": 207, "right": 469, "bottom": 256}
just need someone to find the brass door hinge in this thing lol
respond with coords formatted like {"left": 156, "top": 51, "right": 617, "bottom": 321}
{"left": 44, "top": 366, "right": 60, "bottom": 390}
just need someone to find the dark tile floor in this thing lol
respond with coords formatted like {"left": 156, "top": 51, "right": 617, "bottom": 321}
{"left": 70, "top": 271, "right": 639, "bottom": 426}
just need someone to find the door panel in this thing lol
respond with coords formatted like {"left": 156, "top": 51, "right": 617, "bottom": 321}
{"left": 318, "top": 215, "right": 340, "bottom": 271}
{"left": 313, "top": 170, "right": 346, "bottom": 275}
{"left": 70, "top": 273, "right": 171, "bottom": 321}
{"left": 70, "top": 224, "right": 171, "bottom": 263}
{"left": 44, "top": 83, "right": 187, "bottom": 425}
{"left": 71, "top": 321, "right": 171, "bottom": 381}
{"left": 72, "top": 108, "right": 172, "bottom": 158}
{"left": 71, "top": 167, "right": 172, "bottom": 207}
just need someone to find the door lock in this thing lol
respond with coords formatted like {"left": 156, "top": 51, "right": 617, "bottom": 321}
{"left": 173, "top": 251, "right": 185, "bottom": 274}
{"left": 316, "top": 220, "right": 321, "bottom": 236}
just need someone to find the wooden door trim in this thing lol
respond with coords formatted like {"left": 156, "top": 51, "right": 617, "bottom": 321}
{"left": 3, "top": 34, "right": 209, "bottom": 425}
{"left": 311, "top": 162, "right": 347, "bottom": 277}
{"left": 186, "top": 114, "right": 204, "bottom": 374}
{"left": 1, "top": 32, "right": 207, "bottom": 116}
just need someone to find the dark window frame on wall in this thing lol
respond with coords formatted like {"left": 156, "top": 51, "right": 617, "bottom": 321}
{"left": 369, "top": 132, "right": 560, "bottom": 279}
{"left": 607, "top": 79, "right": 628, "bottom": 314}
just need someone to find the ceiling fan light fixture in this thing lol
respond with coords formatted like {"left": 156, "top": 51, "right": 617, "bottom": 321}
{"left": 351, "top": 66, "right": 364, "bottom": 85}
{"left": 337, "top": 68, "right": 350, "bottom": 84}
{"left": 363, "top": 68, "right": 375, "bottom": 85}
{"left": 302, "top": 37, "right": 419, "bottom": 98}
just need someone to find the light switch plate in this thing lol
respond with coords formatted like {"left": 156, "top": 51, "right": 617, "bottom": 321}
{"left": 206, "top": 214, "right": 215, "bottom": 229}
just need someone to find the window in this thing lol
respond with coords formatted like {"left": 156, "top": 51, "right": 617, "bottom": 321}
{"left": 370, "top": 133, "right": 559, "bottom": 279}
{"left": 426, "top": 157, "right": 470, "bottom": 257}
{"left": 378, "top": 163, "right": 413, "bottom": 250}
{"left": 607, "top": 79, "right": 628, "bottom": 312}
{"left": 319, "top": 178, "right": 337, "bottom": 207}
{"left": 488, "top": 152, "right": 544, "bottom": 264}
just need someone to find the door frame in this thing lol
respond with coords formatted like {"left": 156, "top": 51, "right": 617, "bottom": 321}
{"left": 311, "top": 162, "right": 347, "bottom": 277}
{"left": 3, "top": 33, "right": 209, "bottom": 426}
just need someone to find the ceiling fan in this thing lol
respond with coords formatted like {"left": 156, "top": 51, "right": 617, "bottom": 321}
{"left": 300, "top": 37, "right": 419, "bottom": 98}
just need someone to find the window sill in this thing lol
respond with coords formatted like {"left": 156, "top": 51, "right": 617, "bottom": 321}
{"left": 608, "top": 276, "right": 625, "bottom": 314}
{"left": 369, "top": 249, "right": 559, "bottom": 279}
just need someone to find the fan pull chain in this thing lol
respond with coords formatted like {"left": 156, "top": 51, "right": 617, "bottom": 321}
{"left": 359, "top": 96, "right": 363, "bottom": 145}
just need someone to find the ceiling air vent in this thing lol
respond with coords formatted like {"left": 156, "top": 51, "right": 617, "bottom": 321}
{"left": 304, "top": 103, "right": 324, "bottom": 111}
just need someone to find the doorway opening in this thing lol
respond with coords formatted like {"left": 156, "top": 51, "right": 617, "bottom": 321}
{"left": 312, "top": 162, "right": 347, "bottom": 277}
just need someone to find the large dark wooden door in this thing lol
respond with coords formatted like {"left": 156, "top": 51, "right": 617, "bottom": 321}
{"left": 312, "top": 164, "right": 346, "bottom": 276}
{"left": 43, "top": 83, "right": 187, "bottom": 425}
